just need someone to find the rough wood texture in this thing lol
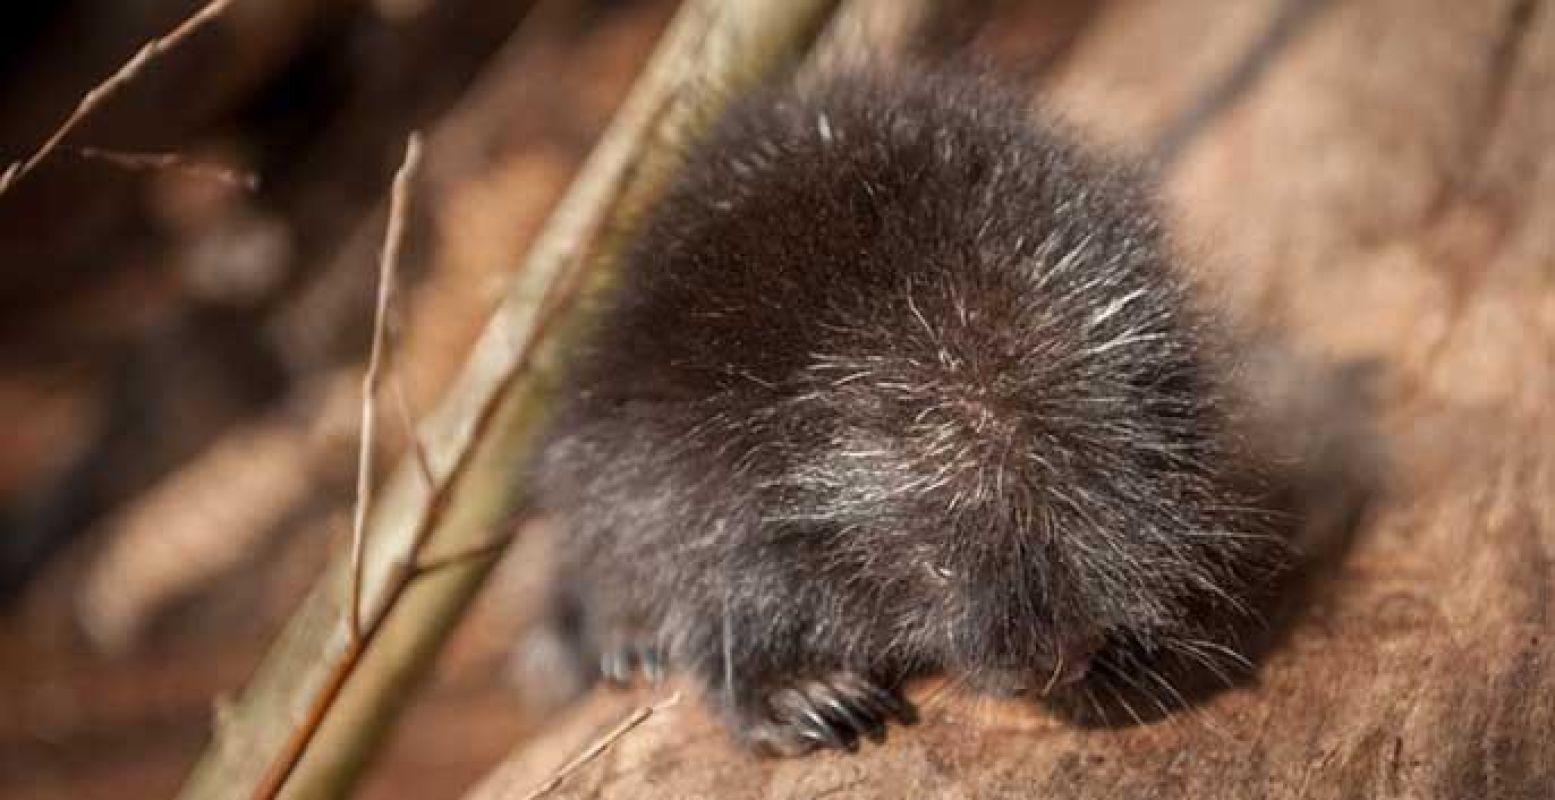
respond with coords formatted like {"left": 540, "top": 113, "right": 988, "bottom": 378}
{"left": 468, "top": 0, "right": 1555, "bottom": 797}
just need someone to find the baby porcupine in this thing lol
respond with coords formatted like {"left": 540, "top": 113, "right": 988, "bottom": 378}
{"left": 531, "top": 70, "right": 1283, "bottom": 755}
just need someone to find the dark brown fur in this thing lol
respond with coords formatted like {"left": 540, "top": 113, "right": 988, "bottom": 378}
{"left": 531, "top": 70, "right": 1285, "bottom": 754}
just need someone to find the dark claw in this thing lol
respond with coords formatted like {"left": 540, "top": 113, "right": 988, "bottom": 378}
{"left": 638, "top": 644, "right": 666, "bottom": 684}
{"left": 759, "top": 673, "right": 913, "bottom": 754}
{"left": 808, "top": 681, "right": 883, "bottom": 744}
{"left": 599, "top": 638, "right": 667, "bottom": 687}
{"left": 600, "top": 648, "right": 634, "bottom": 686}
{"left": 846, "top": 675, "right": 917, "bottom": 724}
{"left": 799, "top": 708, "right": 856, "bottom": 752}
{"left": 839, "top": 684, "right": 894, "bottom": 725}
{"left": 827, "top": 674, "right": 892, "bottom": 721}
{"left": 772, "top": 687, "right": 853, "bottom": 752}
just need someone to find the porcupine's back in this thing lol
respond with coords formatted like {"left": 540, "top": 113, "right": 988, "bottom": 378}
{"left": 535, "top": 71, "right": 1271, "bottom": 688}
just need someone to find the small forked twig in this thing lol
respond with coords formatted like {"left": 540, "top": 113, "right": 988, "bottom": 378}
{"left": 389, "top": 365, "right": 437, "bottom": 490}
{"left": 0, "top": 0, "right": 236, "bottom": 197}
{"left": 250, "top": 121, "right": 604, "bottom": 799}
{"left": 520, "top": 692, "right": 682, "bottom": 800}
{"left": 383, "top": 279, "right": 438, "bottom": 490}
{"left": 349, "top": 133, "right": 424, "bottom": 642}
{"left": 410, "top": 537, "right": 513, "bottom": 578}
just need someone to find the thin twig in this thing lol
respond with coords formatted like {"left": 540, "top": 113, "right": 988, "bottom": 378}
{"left": 350, "top": 133, "right": 424, "bottom": 643}
{"left": 520, "top": 693, "right": 682, "bottom": 800}
{"left": 389, "top": 369, "right": 437, "bottom": 490}
{"left": 0, "top": 0, "right": 235, "bottom": 197}
{"left": 384, "top": 273, "right": 438, "bottom": 490}
{"left": 411, "top": 538, "right": 512, "bottom": 578}
{"left": 67, "top": 146, "right": 259, "bottom": 189}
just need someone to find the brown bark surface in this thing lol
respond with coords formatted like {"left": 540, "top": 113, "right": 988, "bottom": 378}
{"left": 468, "top": 1, "right": 1555, "bottom": 797}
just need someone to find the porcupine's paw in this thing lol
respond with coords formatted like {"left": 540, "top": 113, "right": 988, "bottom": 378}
{"left": 743, "top": 672, "right": 917, "bottom": 756}
{"left": 598, "top": 637, "right": 667, "bottom": 687}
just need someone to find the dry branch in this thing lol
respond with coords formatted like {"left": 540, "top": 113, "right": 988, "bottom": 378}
{"left": 178, "top": 1, "right": 842, "bottom": 797}
{"left": 0, "top": 0, "right": 235, "bottom": 196}
{"left": 349, "top": 133, "right": 424, "bottom": 644}
{"left": 388, "top": 372, "right": 437, "bottom": 492}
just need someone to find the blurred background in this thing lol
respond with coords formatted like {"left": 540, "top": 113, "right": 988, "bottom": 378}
{"left": 0, "top": 0, "right": 671, "bottom": 796}
{"left": 0, "top": 1, "right": 1097, "bottom": 796}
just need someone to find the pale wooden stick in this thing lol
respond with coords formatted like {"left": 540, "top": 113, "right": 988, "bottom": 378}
{"left": 520, "top": 693, "right": 682, "bottom": 800}
{"left": 389, "top": 368, "right": 437, "bottom": 490}
{"left": 0, "top": 0, "right": 236, "bottom": 196}
{"left": 349, "top": 133, "right": 424, "bottom": 643}
{"left": 384, "top": 275, "right": 438, "bottom": 490}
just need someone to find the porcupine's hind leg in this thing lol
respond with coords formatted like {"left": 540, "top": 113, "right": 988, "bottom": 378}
{"left": 676, "top": 589, "right": 918, "bottom": 756}
{"left": 547, "top": 563, "right": 667, "bottom": 689}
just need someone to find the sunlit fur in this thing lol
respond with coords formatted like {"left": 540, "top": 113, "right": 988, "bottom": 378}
{"left": 531, "top": 70, "right": 1285, "bottom": 747}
